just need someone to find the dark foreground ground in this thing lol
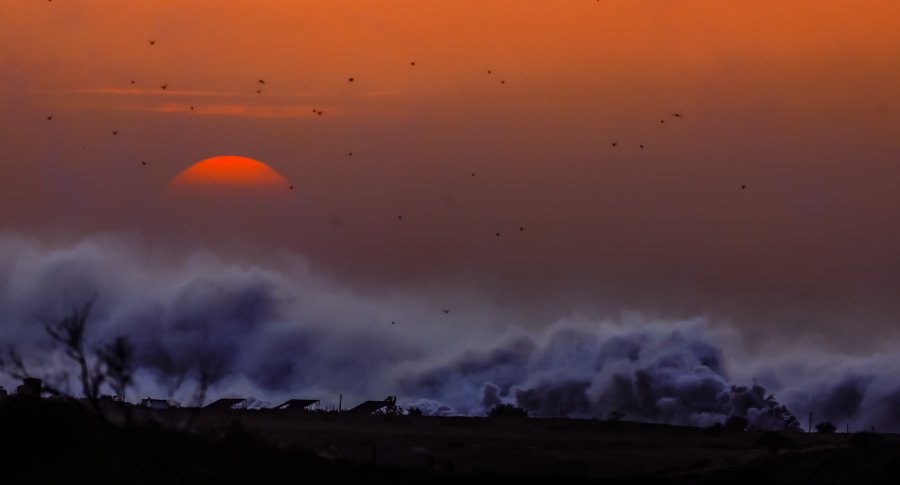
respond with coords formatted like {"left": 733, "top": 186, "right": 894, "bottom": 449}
{"left": 1, "top": 398, "right": 899, "bottom": 484}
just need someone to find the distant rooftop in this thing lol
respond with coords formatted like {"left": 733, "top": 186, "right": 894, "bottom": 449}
{"left": 345, "top": 400, "right": 389, "bottom": 415}
{"left": 274, "top": 399, "right": 319, "bottom": 411}
{"left": 203, "top": 398, "right": 246, "bottom": 411}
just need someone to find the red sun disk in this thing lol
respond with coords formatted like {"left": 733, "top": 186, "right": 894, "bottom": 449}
{"left": 169, "top": 156, "right": 290, "bottom": 191}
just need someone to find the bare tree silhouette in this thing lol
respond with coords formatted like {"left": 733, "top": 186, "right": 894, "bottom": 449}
{"left": 96, "top": 336, "right": 136, "bottom": 401}
{"left": 0, "top": 344, "right": 31, "bottom": 380}
{"left": 40, "top": 298, "right": 104, "bottom": 401}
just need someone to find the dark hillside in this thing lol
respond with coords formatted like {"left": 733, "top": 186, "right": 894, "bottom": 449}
{"left": 1, "top": 399, "right": 899, "bottom": 484}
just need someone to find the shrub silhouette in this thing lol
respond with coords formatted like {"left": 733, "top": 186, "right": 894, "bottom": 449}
{"left": 815, "top": 421, "right": 837, "bottom": 433}
{"left": 724, "top": 416, "right": 749, "bottom": 432}
{"left": 487, "top": 403, "right": 528, "bottom": 418}
{"left": 407, "top": 407, "right": 423, "bottom": 416}
{"left": 604, "top": 410, "right": 625, "bottom": 430}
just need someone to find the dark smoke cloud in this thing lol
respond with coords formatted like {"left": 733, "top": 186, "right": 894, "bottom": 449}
{"left": 404, "top": 325, "right": 801, "bottom": 430}
{"left": 2, "top": 233, "right": 900, "bottom": 431}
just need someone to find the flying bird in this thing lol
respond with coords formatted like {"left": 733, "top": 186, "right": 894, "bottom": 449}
{"left": 112, "top": 131, "right": 117, "bottom": 135}
{"left": 318, "top": 111, "right": 322, "bottom": 115}
{"left": 149, "top": 40, "right": 155, "bottom": 45}
{"left": 612, "top": 142, "right": 617, "bottom": 147}
{"left": 257, "top": 90, "right": 261, "bottom": 93}
{"left": 398, "top": 216, "right": 402, "bottom": 220}
{"left": 640, "top": 145, "right": 644, "bottom": 148}
{"left": 46, "top": 116, "right": 52, "bottom": 120}
{"left": 161, "top": 84, "right": 167, "bottom": 90}
{"left": 661, "top": 120, "right": 664, "bottom": 123}
{"left": 141, "top": 161, "right": 146, "bottom": 165}
{"left": 411, "top": 62, "right": 415, "bottom": 66}
{"left": 290, "top": 186, "right": 294, "bottom": 189}
{"left": 442, "top": 309, "right": 450, "bottom": 314}
{"left": 520, "top": 227, "right": 524, "bottom": 231}
{"left": 349, "top": 78, "right": 354, "bottom": 82}
{"left": 501, "top": 80, "right": 505, "bottom": 84}
{"left": 131, "top": 81, "right": 135, "bottom": 84}
{"left": 392, "top": 321, "right": 395, "bottom": 324}
{"left": 496, "top": 233, "right": 500, "bottom": 236}
{"left": 742, "top": 185, "right": 746, "bottom": 189}
{"left": 471, "top": 173, "right": 475, "bottom": 177}
{"left": 487, "top": 70, "right": 491, "bottom": 74}
{"left": 349, "top": 153, "right": 352, "bottom": 156}
{"left": 190, "top": 107, "right": 193, "bottom": 110}
{"left": 672, "top": 113, "right": 682, "bottom": 117}
{"left": 258, "top": 80, "right": 265, "bottom": 84}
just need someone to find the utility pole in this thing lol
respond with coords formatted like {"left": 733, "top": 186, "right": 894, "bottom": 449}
{"left": 809, "top": 412, "right": 812, "bottom": 433}
{"left": 339, "top": 394, "right": 342, "bottom": 414}
{"left": 847, "top": 423, "right": 849, "bottom": 433}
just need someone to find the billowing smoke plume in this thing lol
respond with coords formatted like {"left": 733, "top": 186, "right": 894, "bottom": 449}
{"left": 403, "top": 326, "right": 800, "bottom": 430}
{"left": 0, "top": 233, "right": 898, "bottom": 431}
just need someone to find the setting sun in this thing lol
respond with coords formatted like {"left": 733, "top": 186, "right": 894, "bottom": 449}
{"left": 168, "top": 156, "right": 291, "bottom": 192}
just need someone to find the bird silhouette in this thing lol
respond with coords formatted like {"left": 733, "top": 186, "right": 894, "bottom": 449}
{"left": 161, "top": 84, "right": 167, "bottom": 90}
{"left": 520, "top": 227, "right": 524, "bottom": 231}
{"left": 496, "top": 233, "right": 500, "bottom": 236}
{"left": 112, "top": 131, "right": 117, "bottom": 135}
{"left": 258, "top": 80, "right": 265, "bottom": 84}
{"left": 661, "top": 120, "right": 664, "bottom": 123}
{"left": 318, "top": 111, "right": 322, "bottom": 115}
{"left": 149, "top": 40, "right": 155, "bottom": 45}
{"left": 471, "top": 173, "right": 475, "bottom": 177}
{"left": 501, "top": 80, "right": 505, "bottom": 84}
{"left": 141, "top": 161, "right": 146, "bottom": 165}
{"left": 411, "top": 62, "right": 415, "bottom": 66}
{"left": 442, "top": 309, "right": 450, "bottom": 314}
{"left": 741, "top": 185, "right": 746, "bottom": 189}
{"left": 349, "top": 78, "right": 354, "bottom": 82}
{"left": 398, "top": 216, "right": 402, "bottom": 220}
{"left": 612, "top": 142, "right": 617, "bottom": 147}
{"left": 487, "top": 70, "right": 491, "bottom": 74}
{"left": 392, "top": 321, "right": 395, "bottom": 324}
{"left": 131, "top": 81, "right": 135, "bottom": 84}
{"left": 257, "top": 90, "right": 261, "bottom": 93}
{"left": 672, "top": 113, "right": 682, "bottom": 117}
{"left": 290, "top": 186, "right": 294, "bottom": 189}
{"left": 190, "top": 107, "right": 193, "bottom": 110}
{"left": 47, "top": 116, "right": 52, "bottom": 120}
{"left": 312, "top": 109, "right": 317, "bottom": 113}
{"left": 640, "top": 145, "right": 644, "bottom": 148}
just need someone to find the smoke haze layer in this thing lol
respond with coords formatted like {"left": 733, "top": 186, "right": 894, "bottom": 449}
{"left": 1, "top": 234, "right": 899, "bottom": 431}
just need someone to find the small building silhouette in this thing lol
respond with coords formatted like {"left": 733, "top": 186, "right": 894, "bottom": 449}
{"left": 140, "top": 398, "right": 170, "bottom": 409}
{"left": 345, "top": 397, "right": 393, "bottom": 416}
{"left": 203, "top": 398, "right": 246, "bottom": 411}
{"left": 274, "top": 399, "right": 319, "bottom": 411}
{"left": 16, "top": 378, "right": 41, "bottom": 398}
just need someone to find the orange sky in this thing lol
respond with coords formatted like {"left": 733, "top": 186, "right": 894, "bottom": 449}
{"left": 2, "top": 1, "right": 900, "bottom": 348}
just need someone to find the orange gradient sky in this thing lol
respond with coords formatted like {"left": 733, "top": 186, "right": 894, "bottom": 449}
{"left": 2, "top": 1, "right": 900, "bottom": 348}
